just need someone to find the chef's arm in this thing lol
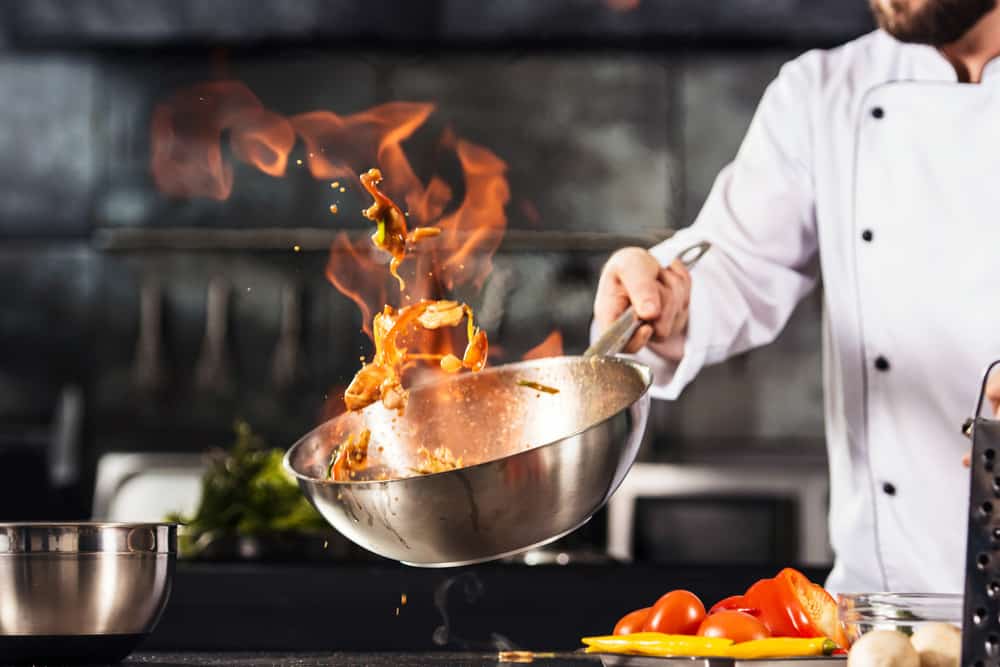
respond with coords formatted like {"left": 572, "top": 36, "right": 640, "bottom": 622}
{"left": 594, "top": 57, "right": 820, "bottom": 399}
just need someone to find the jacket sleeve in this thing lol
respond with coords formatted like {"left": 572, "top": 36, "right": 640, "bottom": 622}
{"left": 633, "top": 57, "right": 821, "bottom": 399}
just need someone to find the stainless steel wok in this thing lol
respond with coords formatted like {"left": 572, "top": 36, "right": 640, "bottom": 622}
{"left": 284, "top": 241, "right": 710, "bottom": 566}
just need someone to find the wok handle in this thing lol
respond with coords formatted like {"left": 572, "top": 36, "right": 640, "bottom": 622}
{"left": 584, "top": 240, "right": 711, "bottom": 358}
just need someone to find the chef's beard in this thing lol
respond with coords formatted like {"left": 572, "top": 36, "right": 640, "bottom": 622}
{"left": 870, "top": 0, "right": 997, "bottom": 45}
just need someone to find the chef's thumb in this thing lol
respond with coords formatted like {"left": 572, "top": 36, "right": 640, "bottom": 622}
{"left": 618, "top": 261, "right": 662, "bottom": 321}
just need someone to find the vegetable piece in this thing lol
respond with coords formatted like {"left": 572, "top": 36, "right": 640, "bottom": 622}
{"left": 581, "top": 632, "right": 733, "bottom": 657}
{"left": 697, "top": 610, "right": 770, "bottom": 642}
{"left": 709, "top": 595, "right": 760, "bottom": 616}
{"left": 744, "top": 578, "right": 801, "bottom": 638}
{"left": 848, "top": 630, "right": 920, "bottom": 667}
{"left": 727, "top": 637, "right": 837, "bottom": 659}
{"left": 613, "top": 607, "right": 651, "bottom": 636}
{"left": 166, "top": 421, "right": 328, "bottom": 557}
{"left": 643, "top": 590, "right": 707, "bottom": 635}
{"left": 515, "top": 380, "right": 560, "bottom": 394}
{"left": 909, "top": 623, "right": 961, "bottom": 667}
{"left": 777, "top": 567, "right": 849, "bottom": 647}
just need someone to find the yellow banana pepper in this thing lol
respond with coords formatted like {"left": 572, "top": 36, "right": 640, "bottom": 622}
{"left": 725, "top": 637, "right": 838, "bottom": 659}
{"left": 581, "top": 633, "right": 734, "bottom": 656}
{"left": 581, "top": 634, "right": 837, "bottom": 659}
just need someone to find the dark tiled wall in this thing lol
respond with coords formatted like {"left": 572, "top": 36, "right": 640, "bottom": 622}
{"left": 0, "top": 47, "right": 826, "bottom": 514}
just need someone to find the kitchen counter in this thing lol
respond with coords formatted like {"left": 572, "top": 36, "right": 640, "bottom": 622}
{"left": 145, "top": 562, "right": 831, "bottom": 652}
{"left": 122, "top": 653, "right": 597, "bottom": 667}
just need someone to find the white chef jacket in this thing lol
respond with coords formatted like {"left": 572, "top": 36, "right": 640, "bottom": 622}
{"left": 637, "top": 29, "right": 1000, "bottom": 594}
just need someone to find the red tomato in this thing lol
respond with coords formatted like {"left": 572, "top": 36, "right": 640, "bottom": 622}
{"left": 642, "top": 590, "right": 706, "bottom": 635}
{"left": 709, "top": 595, "right": 760, "bottom": 616}
{"left": 614, "top": 607, "right": 651, "bottom": 635}
{"left": 697, "top": 610, "right": 770, "bottom": 642}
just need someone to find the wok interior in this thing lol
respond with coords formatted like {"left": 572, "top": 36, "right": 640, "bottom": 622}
{"left": 291, "top": 356, "right": 650, "bottom": 482}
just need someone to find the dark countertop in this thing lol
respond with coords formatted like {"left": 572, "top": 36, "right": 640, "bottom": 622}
{"left": 123, "top": 653, "right": 597, "bottom": 667}
{"left": 145, "top": 562, "right": 831, "bottom": 652}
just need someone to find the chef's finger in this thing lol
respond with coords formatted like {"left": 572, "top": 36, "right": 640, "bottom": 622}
{"left": 594, "top": 248, "right": 660, "bottom": 328}
{"left": 623, "top": 323, "right": 654, "bottom": 354}
{"left": 653, "top": 269, "right": 684, "bottom": 340}
{"left": 663, "top": 263, "right": 693, "bottom": 337}
{"left": 668, "top": 258, "right": 692, "bottom": 289}
{"left": 616, "top": 255, "right": 664, "bottom": 321}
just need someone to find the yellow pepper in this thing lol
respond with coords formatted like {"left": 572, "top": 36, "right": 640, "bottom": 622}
{"left": 581, "top": 633, "right": 734, "bottom": 656}
{"left": 580, "top": 634, "right": 837, "bottom": 659}
{"left": 725, "top": 637, "right": 838, "bottom": 659}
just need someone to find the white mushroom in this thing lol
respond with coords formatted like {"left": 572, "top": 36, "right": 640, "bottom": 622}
{"left": 910, "top": 623, "right": 961, "bottom": 667}
{"left": 848, "top": 630, "right": 920, "bottom": 667}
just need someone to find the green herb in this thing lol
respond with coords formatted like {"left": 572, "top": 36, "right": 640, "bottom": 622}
{"left": 166, "top": 420, "right": 328, "bottom": 557}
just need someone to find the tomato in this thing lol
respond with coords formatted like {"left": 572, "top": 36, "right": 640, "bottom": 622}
{"left": 614, "top": 607, "right": 651, "bottom": 635}
{"left": 709, "top": 595, "right": 760, "bottom": 616}
{"left": 777, "top": 568, "right": 849, "bottom": 647}
{"left": 696, "top": 610, "right": 771, "bottom": 642}
{"left": 642, "top": 590, "right": 706, "bottom": 634}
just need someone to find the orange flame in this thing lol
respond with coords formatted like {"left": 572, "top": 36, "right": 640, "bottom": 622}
{"left": 150, "top": 81, "right": 512, "bottom": 381}
{"left": 323, "top": 234, "right": 387, "bottom": 338}
{"left": 150, "top": 81, "right": 295, "bottom": 199}
{"left": 522, "top": 330, "right": 564, "bottom": 361}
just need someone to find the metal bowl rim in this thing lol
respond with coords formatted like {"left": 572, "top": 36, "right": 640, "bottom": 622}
{"left": 284, "top": 354, "right": 652, "bottom": 488}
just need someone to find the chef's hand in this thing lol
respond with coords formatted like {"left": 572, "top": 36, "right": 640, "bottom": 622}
{"left": 593, "top": 247, "right": 691, "bottom": 359}
{"left": 962, "top": 369, "right": 1000, "bottom": 467}
{"left": 989, "top": 370, "right": 1000, "bottom": 417}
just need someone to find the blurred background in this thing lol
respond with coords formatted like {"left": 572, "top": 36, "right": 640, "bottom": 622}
{"left": 0, "top": 0, "right": 874, "bottom": 567}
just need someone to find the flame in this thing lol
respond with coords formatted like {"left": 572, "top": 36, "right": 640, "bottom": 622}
{"left": 150, "top": 81, "right": 294, "bottom": 199}
{"left": 290, "top": 102, "right": 433, "bottom": 203}
{"left": 324, "top": 234, "right": 387, "bottom": 338}
{"left": 522, "top": 330, "right": 564, "bottom": 361}
{"left": 605, "top": 0, "right": 641, "bottom": 10}
{"left": 150, "top": 81, "right": 512, "bottom": 394}
{"left": 321, "top": 385, "right": 348, "bottom": 422}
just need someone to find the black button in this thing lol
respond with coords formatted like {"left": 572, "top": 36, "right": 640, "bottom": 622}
{"left": 882, "top": 482, "right": 896, "bottom": 496}
{"left": 874, "top": 356, "right": 890, "bottom": 371}
{"left": 861, "top": 229, "right": 874, "bottom": 242}
{"left": 871, "top": 107, "right": 885, "bottom": 119}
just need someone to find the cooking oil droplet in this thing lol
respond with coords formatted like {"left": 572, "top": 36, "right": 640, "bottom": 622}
{"left": 293, "top": 245, "right": 301, "bottom": 252}
{"left": 296, "top": 159, "right": 303, "bottom": 165}
{"left": 329, "top": 204, "right": 338, "bottom": 214}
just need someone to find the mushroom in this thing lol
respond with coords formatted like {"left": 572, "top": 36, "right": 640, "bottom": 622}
{"left": 848, "top": 630, "right": 920, "bottom": 667}
{"left": 910, "top": 623, "right": 961, "bottom": 667}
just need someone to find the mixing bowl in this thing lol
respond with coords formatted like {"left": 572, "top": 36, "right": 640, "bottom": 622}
{"left": 838, "top": 593, "right": 962, "bottom": 644}
{"left": 0, "top": 522, "right": 176, "bottom": 663}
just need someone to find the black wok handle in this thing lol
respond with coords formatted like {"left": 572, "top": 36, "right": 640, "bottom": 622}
{"left": 584, "top": 240, "right": 711, "bottom": 358}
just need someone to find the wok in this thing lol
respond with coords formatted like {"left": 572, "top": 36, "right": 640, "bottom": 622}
{"left": 284, "top": 241, "right": 710, "bottom": 566}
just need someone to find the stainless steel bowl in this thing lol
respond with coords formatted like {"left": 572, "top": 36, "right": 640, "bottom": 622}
{"left": 285, "top": 355, "right": 652, "bottom": 566}
{"left": 0, "top": 522, "right": 176, "bottom": 663}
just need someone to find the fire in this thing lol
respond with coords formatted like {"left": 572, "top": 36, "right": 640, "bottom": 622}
{"left": 150, "top": 81, "right": 295, "bottom": 199}
{"left": 150, "top": 80, "right": 512, "bottom": 418}
{"left": 522, "top": 331, "right": 564, "bottom": 361}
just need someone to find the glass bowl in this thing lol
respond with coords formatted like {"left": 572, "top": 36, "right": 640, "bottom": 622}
{"left": 838, "top": 593, "right": 963, "bottom": 645}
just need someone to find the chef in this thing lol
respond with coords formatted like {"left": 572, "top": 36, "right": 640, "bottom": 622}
{"left": 593, "top": 0, "right": 1000, "bottom": 594}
